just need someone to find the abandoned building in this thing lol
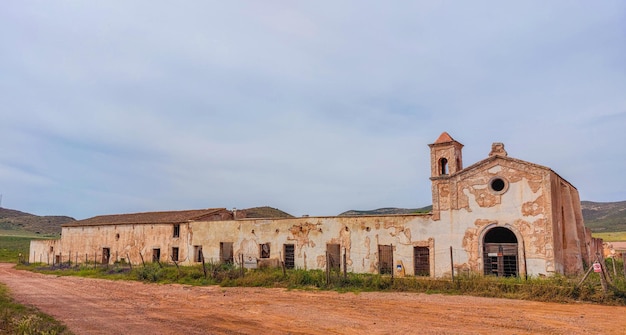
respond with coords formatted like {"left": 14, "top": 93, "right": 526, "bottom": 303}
{"left": 30, "top": 132, "right": 597, "bottom": 277}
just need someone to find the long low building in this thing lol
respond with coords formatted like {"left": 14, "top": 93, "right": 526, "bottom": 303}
{"left": 31, "top": 132, "right": 600, "bottom": 277}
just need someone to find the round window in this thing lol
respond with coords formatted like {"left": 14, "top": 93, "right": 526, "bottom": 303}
{"left": 489, "top": 177, "right": 508, "bottom": 194}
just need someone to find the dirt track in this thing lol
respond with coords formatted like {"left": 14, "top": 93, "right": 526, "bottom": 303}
{"left": 1, "top": 264, "right": 625, "bottom": 335}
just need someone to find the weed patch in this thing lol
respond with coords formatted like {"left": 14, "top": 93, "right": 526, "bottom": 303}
{"left": 0, "top": 283, "right": 72, "bottom": 334}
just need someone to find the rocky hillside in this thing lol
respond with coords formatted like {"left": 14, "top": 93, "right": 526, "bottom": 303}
{"left": 0, "top": 208, "right": 75, "bottom": 236}
{"left": 581, "top": 201, "right": 626, "bottom": 232}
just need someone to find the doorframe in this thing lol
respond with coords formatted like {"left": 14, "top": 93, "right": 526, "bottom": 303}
{"left": 477, "top": 223, "right": 526, "bottom": 278}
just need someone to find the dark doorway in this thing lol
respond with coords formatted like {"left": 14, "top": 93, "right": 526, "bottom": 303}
{"left": 327, "top": 244, "right": 341, "bottom": 271}
{"left": 220, "top": 242, "right": 233, "bottom": 264}
{"left": 414, "top": 246, "right": 430, "bottom": 276}
{"left": 102, "top": 248, "right": 110, "bottom": 264}
{"left": 378, "top": 245, "right": 393, "bottom": 274}
{"left": 284, "top": 244, "right": 295, "bottom": 269}
{"left": 483, "top": 227, "right": 518, "bottom": 277}
{"left": 152, "top": 248, "right": 161, "bottom": 263}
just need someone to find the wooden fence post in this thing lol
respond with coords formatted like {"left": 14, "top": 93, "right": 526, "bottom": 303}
{"left": 325, "top": 251, "right": 330, "bottom": 285}
{"left": 343, "top": 248, "right": 347, "bottom": 280}
{"left": 450, "top": 246, "right": 455, "bottom": 282}
{"left": 390, "top": 244, "right": 394, "bottom": 282}
{"left": 201, "top": 249, "right": 207, "bottom": 279}
{"left": 240, "top": 253, "right": 244, "bottom": 277}
{"left": 127, "top": 253, "right": 133, "bottom": 271}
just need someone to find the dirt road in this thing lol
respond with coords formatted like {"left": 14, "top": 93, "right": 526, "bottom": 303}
{"left": 1, "top": 264, "right": 625, "bottom": 335}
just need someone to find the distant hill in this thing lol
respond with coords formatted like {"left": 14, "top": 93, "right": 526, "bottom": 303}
{"left": 242, "top": 206, "right": 294, "bottom": 219}
{"left": 339, "top": 206, "right": 433, "bottom": 216}
{"left": 0, "top": 207, "right": 75, "bottom": 236}
{"left": 3, "top": 200, "right": 625, "bottom": 235}
{"left": 581, "top": 201, "right": 626, "bottom": 233}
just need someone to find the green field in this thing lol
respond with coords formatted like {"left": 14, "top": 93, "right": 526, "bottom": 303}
{"left": 592, "top": 231, "right": 626, "bottom": 242}
{"left": 0, "top": 233, "right": 55, "bottom": 263}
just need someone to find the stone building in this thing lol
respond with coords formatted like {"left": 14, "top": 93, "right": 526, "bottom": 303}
{"left": 30, "top": 132, "right": 593, "bottom": 277}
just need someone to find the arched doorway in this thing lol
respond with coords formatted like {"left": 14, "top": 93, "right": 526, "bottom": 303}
{"left": 483, "top": 227, "right": 518, "bottom": 277}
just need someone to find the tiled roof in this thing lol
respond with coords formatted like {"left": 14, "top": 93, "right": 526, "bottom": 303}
{"left": 434, "top": 132, "right": 454, "bottom": 144}
{"left": 64, "top": 208, "right": 227, "bottom": 227}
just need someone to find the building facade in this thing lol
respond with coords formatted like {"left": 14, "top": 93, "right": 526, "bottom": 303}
{"left": 31, "top": 132, "right": 594, "bottom": 277}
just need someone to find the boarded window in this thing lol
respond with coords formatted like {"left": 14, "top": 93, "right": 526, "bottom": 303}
{"left": 220, "top": 242, "right": 233, "bottom": 264}
{"left": 102, "top": 248, "right": 110, "bottom": 264}
{"left": 152, "top": 248, "right": 161, "bottom": 263}
{"left": 260, "top": 243, "right": 271, "bottom": 258}
{"left": 171, "top": 247, "right": 179, "bottom": 262}
{"left": 173, "top": 224, "right": 180, "bottom": 238}
{"left": 194, "top": 246, "right": 203, "bottom": 262}
{"left": 327, "top": 244, "right": 341, "bottom": 271}
{"left": 284, "top": 244, "right": 295, "bottom": 269}
{"left": 414, "top": 246, "right": 430, "bottom": 276}
{"left": 378, "top": 245, "right": 393, "bottom": 275}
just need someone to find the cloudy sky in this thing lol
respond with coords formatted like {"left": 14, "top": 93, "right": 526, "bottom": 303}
{"left": 1, "top": 2, "right": 625, "bottom": 219}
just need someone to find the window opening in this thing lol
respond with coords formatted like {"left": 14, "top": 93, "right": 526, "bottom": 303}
{"left": 259, "top": 243, "right": 271, "bottom": 258}
{"left": 173, "top": 224, "right": 180, "bottom": 238}
{"left": 194, "top": 245, "right": 203, "bottom": 262}
{"left": 488, "top": 177, "right": 508, "bottom": 194}
{"left": 284, "top": 244, "right": 295, "bottom": 269}
{"left": 440, "top": 158, "right": 448, "bottom": 175}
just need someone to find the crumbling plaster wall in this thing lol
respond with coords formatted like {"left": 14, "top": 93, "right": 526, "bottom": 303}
{"left": 440, "top": 159, "right": 557, "bottom": 277}
{"left": 190, "top": 215, "right": 449, "bottom": 276}
{"left": 550, "top": 174, "right": 587, "bottom": 275}
{"left": 31, "top": 223, "right": 191, "bottom": 265}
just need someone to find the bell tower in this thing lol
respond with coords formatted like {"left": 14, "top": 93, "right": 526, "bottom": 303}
{"left": 428, "top": 132, "right": 464, "bottom": 220}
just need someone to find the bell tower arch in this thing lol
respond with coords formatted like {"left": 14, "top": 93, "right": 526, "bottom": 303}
{"left": 428, "top": 132, "right": 464, "bottom": 220}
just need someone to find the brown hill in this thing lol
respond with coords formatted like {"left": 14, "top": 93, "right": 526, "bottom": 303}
{"left": 0, "top": 207, "right": 75, "bottom": 236}
{"left": 242, "top": 206, "right": 294, "bottom": 219}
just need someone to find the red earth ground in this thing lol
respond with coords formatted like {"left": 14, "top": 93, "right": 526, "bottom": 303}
{"left": 1, "top": 263, "right": 625, "bottom": 335}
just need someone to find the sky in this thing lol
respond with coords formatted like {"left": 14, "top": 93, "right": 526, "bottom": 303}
{"left": 1, "top": 2, "right": 625, "bottom": 220}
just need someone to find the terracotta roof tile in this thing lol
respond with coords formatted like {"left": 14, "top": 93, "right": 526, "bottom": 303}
{"left": 434, "top": 132, "right": 454, "bottom": 144}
